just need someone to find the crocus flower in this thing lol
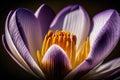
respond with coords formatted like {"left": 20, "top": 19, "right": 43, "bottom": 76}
{"left": 2, "top": 4, "right": 120, "bottom": 80}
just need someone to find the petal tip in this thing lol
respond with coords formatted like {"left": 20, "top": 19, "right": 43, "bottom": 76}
{"left": 42, "top": 44, "right": 72, "bottom": 68}
{"left": 41, "top": 44, "right": 72, "bottom": 79}
{"left": 50, "top": 4, "right": 90, "bottom": 31}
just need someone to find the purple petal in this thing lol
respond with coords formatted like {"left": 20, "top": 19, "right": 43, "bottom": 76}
{"left": 2, "top": 35, "right": 39, "bottom": 78}
{"left": 65, "top": 9, "right": 120, "bottom": 80}
{"left": 2, "top": 34, "right": 28, "bottom": 73}
{"left": 50, "top": 5, "right": 75, "bottom": 31}
{"left": 7, "top": 8, "right": 45, "bottom": 79}
{"left": 80, "top": 58, "right": 120, "bottom": 79}
{"left": 65, "top": 58, "right": 94, "bottom": 80}
{"left": 105, "top": 68, "right": 120, "bottom": 79}
{"left": 4, "top": 11, "right": 38, "bottom": 77}
{"left": 89, "top": 9, "right": 120, "bottom": 69}
{"left": 41, "top": 44, "right": 72, "bottom": 80}
{"left": 14, "top": 8, "right": 43, "bottom": 62}
{"left": 35, "top": 4, "right": 55, "bottom": 37}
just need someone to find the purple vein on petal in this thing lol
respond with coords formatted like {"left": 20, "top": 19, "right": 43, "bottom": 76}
{"left": 80, "top": 58, "right": 120, "bottom": 79}
{"left": 8, "top": 8, "right": 45, "bottom": 79}
{"left": 50, "top": 5, "right": 78, "bottom": 31}
{"left": 35, "top": 4, "right": 55, "bottom": 38}
{"left": 62, "top": 5, "right": 90, "bottom": 53}
{"left": 2, "top": 35, "right": 39, "bottom": 78}
{"left": 4, "top": 10, "right": 38, "bottom": 77}
{"left": 2, "top": 35, "right": 28, "bottom": 72}
{"left": 89, "top": 9, "right": 120, "bottom": 66}
{"left": 65, "top": 9, "right": 120, "bottom": 80}
{"left": 41, "top": 44, "right": 72, "bottom": 80}
{"left": 15, "top": 8, "right": 43, "bottom": 63}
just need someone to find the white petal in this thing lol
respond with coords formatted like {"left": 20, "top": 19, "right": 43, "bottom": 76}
{"left": 62, "top": 6, "right": 90, "bottom": 54}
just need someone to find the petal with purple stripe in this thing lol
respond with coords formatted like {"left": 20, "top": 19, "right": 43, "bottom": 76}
{"left": 15, "top": 8, "right": 43, "bottom": 62}
{"left": 65, "top": 9, "right": 120, "bottom": 80}
{"left": 41, "top": 44, "right": 72, "bottom": 80}
{"left": 62, "top": 5, "right": 90, "bottom": 54}
{"left": 80, "top": 58, "right": 120, "bottom": 79}
{"left": 88, "top": 9, "right": 120, "bottom": 69}
{"left": 2, "top": 35, "right": 28, "bottom": 73}
{"left": 4, "top": 11, "right": 37, "bottom": 76}
{"left": 8, "top": 9, "right": 45, "bottom": 79}
{"left": 50, "top": 5, "right": 73, "bottom": 31}
{"left": 35, "top": 4, "right": 55, "bottom": 37}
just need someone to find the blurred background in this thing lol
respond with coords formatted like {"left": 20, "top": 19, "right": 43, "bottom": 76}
{"left": 0, "top": 0, "right": 120, "bottom": 80}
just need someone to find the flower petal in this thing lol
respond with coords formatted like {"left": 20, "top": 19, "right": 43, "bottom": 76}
{"left": 41, "top": 44, "right": 72, "bottom": 80}
{"left": 4, "top": 11, "right": 37, "bottom": 76}
{"left": 62, "top": 5, "right": 90, "bottom": 54}
{"left": 35, "top": 4, "right": 55, "bottom": 37}
{"left": 15, "top": 8, "right": 43, "bottom": 62}
{"left": 2, "top": 34, "right": 40, "bottom": 78}
{"left": 88, "top": 9, "right": 120, "bottom": 69}
{"left": 50, "top": 5, "right": 90, "bottom": 52}
{"left": 65, "top": 9, "right": 120, "bottom": 80}
{"left": 8, "top": 9, "right": 45, "bottom": 79}
{"left": 80, "top": 58, "right": 120, "bottom": 79}
{"left": 2, "top": 34, "right": 28, "bottom": 73}
{"left": 50, "top": 5, "right": 73, "bottom": 31}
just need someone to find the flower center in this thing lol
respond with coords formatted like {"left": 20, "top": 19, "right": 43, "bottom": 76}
{"left": 42, "top": 30, "right": 76, "bottom": 60}
{"left": 36, "top": 30, "right": 90, "bottom": 68}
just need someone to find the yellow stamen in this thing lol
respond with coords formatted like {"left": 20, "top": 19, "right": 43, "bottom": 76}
{"left": 41, "top": 30, "right": 53, "bottom": 56}
{"left": 36, "top": 30, "right": 90, "bottom": 69}
{"left": 74, "top": 37, "right": 90, "bottom": 68}
{"left": 45, "top": 37, "right": 52, "bottom": 53}
{"left": 41, "top": 30, "right": 76, "bottom": 60}
{"left": 36, "top": 50, "right": 42, "bottom": 66}
{"left": 65, "top": 38, "right": 71, "bottom": 58}
{"left": 70, "top": 35, "right": 76, "bottom": 67}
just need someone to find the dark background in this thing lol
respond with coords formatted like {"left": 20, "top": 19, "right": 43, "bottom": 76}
{"left": 0, "top": 0, "right": 120, "bottom": 80}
